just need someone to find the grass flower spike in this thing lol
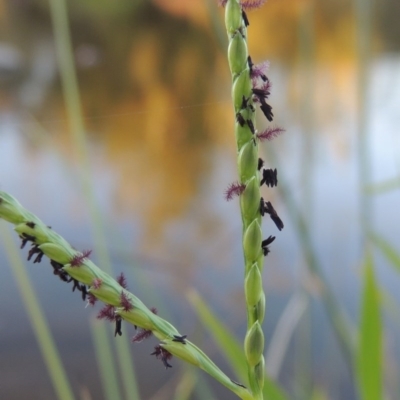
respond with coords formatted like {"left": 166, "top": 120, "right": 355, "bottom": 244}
{"left": 0, "top": 191, "right": 256, "bottom": 400}
{"left": 0, "top": 3, "right": 285, "bottom": 397}
{"left": 221, "top": 1, "right": 284, "bottom": 398}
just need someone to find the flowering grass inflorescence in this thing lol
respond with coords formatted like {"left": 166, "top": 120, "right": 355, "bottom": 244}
{"left": 221, "top": 0, "right": 284, "bottom": 398}
{"left": 0, "top": 191, "right": 255, "bottom": 400}
{"left": 0, "top": 2, "right": 284, "bottom": 398}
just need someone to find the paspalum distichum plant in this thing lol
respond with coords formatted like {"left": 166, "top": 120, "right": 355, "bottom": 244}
{"left": 0, "top": 1, "right": 284, "bottom": 399}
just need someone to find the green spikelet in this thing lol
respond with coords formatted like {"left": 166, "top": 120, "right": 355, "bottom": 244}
{"left": 244, "top": 322, "right": 264, "bottom": 367}
{"left": 0, "top": 190, "right": 255, "bottom": 400}
{"left": 223, "top": 1, "right": 272, "bottom": 398}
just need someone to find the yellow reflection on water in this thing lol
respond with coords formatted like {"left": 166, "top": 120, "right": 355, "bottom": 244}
{"left": 7, "top": 0, "right": 383, "bottom": 242}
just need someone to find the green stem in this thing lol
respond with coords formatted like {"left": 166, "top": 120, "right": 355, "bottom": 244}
{"left": 264, "top": 146, "right": 356, "bottom": 368}
{"left": 0, "top": 191, "right": 253, "bottom": 400}
{"left": 91, "top": 319, "right": 123, "bottom": 400}
{"left": 224, "top": 1, "right": 265, "bottom": 398}
{"left": 48, "top": 0, "right": 141, "bottom": 397}
{"left": 0, "top": 226, "right": 75, "bottom": 400}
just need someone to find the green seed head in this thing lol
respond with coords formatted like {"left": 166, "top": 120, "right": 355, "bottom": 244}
{"left": 240, "top": 176, "right": 261, "bottom": 221}
{"left": 256, "top": 291, "right": 266, "bottom": 324}
{"left": 89, "top": 276, "right": 126, "bottom": 306}
{"left": 245, "top": 263, "right": 262, "bottom": 307}
{"left": 162, "top": 341, "right": 200, "bottom": 367}
{"left": 225, "top": 0, "right": 242, "bottom": 34}
{"left": 228, "top": 32, "right": 248, "bottom": 75}
{"left": 243, "top": 219, "right": 262, "bottom": 262}
{"left": 235, "top": 120, "right": 254, "bottom": 150}
{"left": 152, "top": 317, "right": 181, "bottom": 339}
{"left": 14, "top": 221, "right": 50, "bottom": 244}
{"left": 117, "top": 306, "right": 154, "bottom": 331}
{"left": 63, "top": 259, "right": 103, "bottom": 286}
{"left": 244, "top": 321, "right": 264, "bottom": 367}
{"left": 232, "top": 70, "right": 252, "bottom": 110}
{"left": 238, "top": 141, "right": 258, "bottom": 183}
{"left": 254, "top": 355, "right": 265, "bottom": 388}
{"left": 38, "top": 243, "right": 76, "bottom": 265}
{"left": 0, "top": 192, "right": 26, "bottom": 224}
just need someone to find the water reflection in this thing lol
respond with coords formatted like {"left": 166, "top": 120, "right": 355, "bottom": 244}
{"left": 0, "top": 1, "right": 400, "bottom": 399}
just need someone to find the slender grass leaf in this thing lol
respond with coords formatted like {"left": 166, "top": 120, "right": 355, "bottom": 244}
{"left": 90, "top": 319, "right": 123, "bottom": 400}
{"left": 310, "top": 386, "right": 329, "bottom": 400}
{"left": 370, "top": 233, "right": 400, "bottom": 273}
{"left": 1, "top": 227, "right": 75, "bottom": 400}
{"left": 266, "top": 292, "right": 308, "bottom": 378}
{"left": 49, "top": 0, "right": 140, "bottom": 396}
{"left": 357, "top": 253, "right": 383, "bottom": 400}
{"left": 364, "top": 177, "right": 400, "bottom": 195}
{"left": 188, "top": 290, "right": 289, "bottom": 400}
{"left": 195, "top": 375, "right": 218, "bottom": 400}
{"left": 262, "top": 375, "right": 289, "bottom": 400}
{"left": 114, "top": 326, "right": 140, "bottom": 400}
{"left": 173, "top": 368, "right": 197, "bottom": 400}
{"left": 188, "top": 290, "right": 247, "bottom": 377}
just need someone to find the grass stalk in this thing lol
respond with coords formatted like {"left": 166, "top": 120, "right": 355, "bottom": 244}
{"left": 113, "top": 325, "right": 140, "bottom": 400}
{"left": 222, "top": 1, "right": 285, "bottom": 398}
{"left": 0, "top": 225, "right": 75, "bottom": 400}
{"left": 354, "top": 0, "right": 373, "bottom": 236}
{"left": 263, "top": 145, "right": 356, "bottom": 370}
{"left": 48, "top": 0, "right": 140, "bottom": 396}
{"left": 0, "top": 191, "right": 254, "bottom": 400}
{"left": 90, "top": 319, "right": 123, "bottom": 400}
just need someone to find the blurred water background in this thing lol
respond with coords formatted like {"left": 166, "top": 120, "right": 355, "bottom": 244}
{"left": 0, "top": 0, "right": 400, "bottom": 399}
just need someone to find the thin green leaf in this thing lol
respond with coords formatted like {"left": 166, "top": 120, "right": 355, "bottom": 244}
{"left": 1, "top": 227, "right": 75, "bottom": 400}
{"left": 49, "top": 0, "right": 140, "bottom": 397}
{"left": 114, "top": 327, "right": 140, "bottom": 400}
{"left": 173, "top": 368, "right": 197, "bottom": 400}
{"left": 357, "top": 253, "right": 383, "bottom": 400}
{"left": 263, "top": 375, "right": 289, "bottom": 400}
{"left": 188, "top": 290, "right": 289, "bottom": 400}
{"left": 364, "top": 177, "right": 400, "bottom": 195}
{"left": 310, "top": 386, "right": 329, "bottom": 400}
{"left": 370, "top": 233, "right": 400, "bottom": 273}
{"left": 195, "top": 375, "right": 218, "bottom": 400}
{"left": 90, "top": 319, "right": 123, "bottom": 400}
{"left": 188, "top": 290, "right": 246, "bottom": 377}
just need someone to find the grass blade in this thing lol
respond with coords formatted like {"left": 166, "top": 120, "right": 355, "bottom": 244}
{"left": 370, "top": 233, "right": 400, "bottom": 273}
{"left": 188, "top": 290, "right": 289, "bottom": 400}
{"left": 195, "top": 375, "right": 218, "bottom": 400}
{"left": 188, "top": 290, "right": 246, "bottom": 377}
{"left": 364, "top": 177, "right": 400, "bottom": 195}
{"left": 114, "top": 327, "right": 140, "bottom": 400}
{"left": 266, "top": 292, "right": 308, "bottom": 379}
{"left": 0, "top": 226, "right": 75, "bottom": 400}
{"left": 173, "top": 368, "right": 197, "bottom": 400}
{"left": 49, "top": 0, "right": 140, "bottom": 397}
{"left": 357, "top": 252, "right": 383, "bottom": 400}
{"left": 90, "top": 319, "right": 123, "bottom": 400}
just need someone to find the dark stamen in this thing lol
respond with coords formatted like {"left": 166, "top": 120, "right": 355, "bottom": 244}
{"left": 151, "top": 345, "right": 173, "bottom": 369}
{"left": 242, "top": 10, "right": 249, "bottom": 27}
{"left": 260, "top": 100, "right": 274, "bottom": 122}
{"left": 172, "top": 335, "right": 187, "bottom": 344}
{"left": 247, "top": 119, "right": 255, "bottom": 134}
{"left": 260, "top": 168, "right": 278, "bottom": 187}
{"left": 115, "top": 317, "right": 122, "bottom": 337}
{"left": 261, "top": 236, "right": 275, "bottom": 256}
{"left": 27, "top": 245, "right": 44, "bottom": 263}
{"left": 263, "top": 201, "right": 284, "bottom": 231}
{"left": 236, "top": 112, "right": 246, "bottom": 127}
